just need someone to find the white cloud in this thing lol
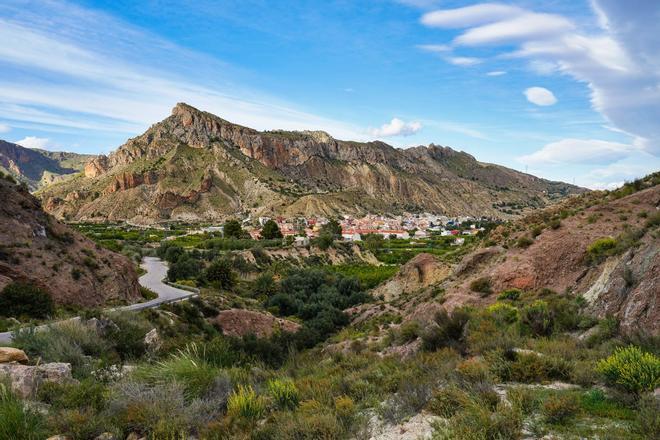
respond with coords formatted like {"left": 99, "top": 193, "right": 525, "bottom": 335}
{"left": 416, "top": 44, "right": 452, "bottom": 53}
{"left": 454, "top": 13, "right": 574, "bottom": 46}
{"left": 418, "top": 1, "right": 660, "bottom": 157}
{"left": 15, "top": 136, "right": 56, "bottom": 150}
{"left": 446, "top": 56, "right": 482, "bottom": 66}
{"left": 518, "top": 138, "right": 637, "bottom": 166}
{"left": 370, "top": 118, "right": 422, "bottom": 137}
{"left": 421, "top": 3, "right": 523, "bottom": 28}
{"left": 524, "top": 87, "right": 557, "bottom": 106}
{"left": 486, "top": 70, "right": 506, "bottom": 76}
{"left": 0, "top": 123, "right": 10, "bottom": 133}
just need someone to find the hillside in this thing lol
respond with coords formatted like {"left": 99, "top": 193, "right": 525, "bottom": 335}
{"left": 0, "top": 172, "right": 140, "bottom": 307}
{"left": 39, "top": 103, "right": 583, "bottom": 223}
{"left": 353, "top": 173, "right": 660, "bottom": 335}
{"left": 0, "top": 140, "right": 93, "bottom": 190}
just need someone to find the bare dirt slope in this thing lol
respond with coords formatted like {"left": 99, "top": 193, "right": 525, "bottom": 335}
{"left": 0, "top": 176, "right": 140, "bottom": 307}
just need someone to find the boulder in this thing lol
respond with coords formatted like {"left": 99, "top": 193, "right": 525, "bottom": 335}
{"left": 0, "top": 362, "right": 75, "bottom": 398}
{"left": 144, "top": 328, "right": 162, "bottom": 352}
{"left": 0, "top": 347, "right": 29, "bottom": 364}
{"left": 94, "top": 433, "right": 117, "bottom": 440}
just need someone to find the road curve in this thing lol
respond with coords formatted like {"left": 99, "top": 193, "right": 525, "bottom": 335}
{"left": 0, "top": 257, "right": 195, "bottom": 343}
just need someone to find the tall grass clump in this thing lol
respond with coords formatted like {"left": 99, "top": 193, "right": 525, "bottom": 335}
{"left": 227, "top": 385, "right": 266, "bottom": 421}
{"left": 267, "top": 378, "right": 300, "bottom": 410}
{"left": 596, "top": 346, "right": 660, "bottom": 394}
{"left": 0, "top": 383, "right": 47, "bottom": 440}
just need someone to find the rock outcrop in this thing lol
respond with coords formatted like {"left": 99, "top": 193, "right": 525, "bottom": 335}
{"left": 213, "top": 309, "right": 301, "bottom": 338}
{"left": 0, "top": 362, "right": 75, "bottom": 398}
{"left": 37, "top": 103, "right": 583, "bottom": 223}
{"left": 0, "top": 347, "right": 29, "bottom": 364}
{"left": 372, "top": 253, "right": 452, "bottom": 301}
{"left": 0, "top": 177, "right": 141, "bottom": 307}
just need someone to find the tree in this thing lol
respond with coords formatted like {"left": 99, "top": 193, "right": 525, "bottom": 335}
{"left": 261, "top": 220, "right": 283, "bottom": 239}
{"left": 223, "top": 219, "right": 243, "bottom": 239}
{"left": 320, "top": 219, "right": 342, "bottom": 238}
{"left": 205, "top": 258, "right": 236, "bottom": 290}
{"left": 364, "top": 233, "right": 384, "bottom": 251}
{"left": 0, "top": 282, "right": 54, "bottom": 319}
{"left": 167, "top": 254, "right": 201, "bottom": 282}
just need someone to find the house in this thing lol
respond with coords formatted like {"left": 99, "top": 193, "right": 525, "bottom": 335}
{"left": 453, "top": 237, "right": 465, "bottom": 246}
{"left": 414, "top": 230, "right": 429, "bottom": 239}
{"left": 342, "top": 232, "right": 362, "bottom": 242}
{"left": 294, "top": 236, "right": 310, "bottom": 247}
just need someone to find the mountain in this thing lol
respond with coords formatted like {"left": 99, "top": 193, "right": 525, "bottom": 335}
{"left": 0, "top": 172, "right": 140, "bottom": 307}
{"left": 39, "top": 103, "right": 584, "bottom": 223}
{"left": 357, "top": 174, "right": 659, "bottom": 335}
{"left": 0, "top": 140, "right": 93, "bottom": 190}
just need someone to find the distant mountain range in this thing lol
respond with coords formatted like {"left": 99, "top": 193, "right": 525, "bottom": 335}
{"left": 0, "top": 140, "right": 93, "bottom": 190}
{"left": 36, "top": 103, "right": 585, "bottom": 223}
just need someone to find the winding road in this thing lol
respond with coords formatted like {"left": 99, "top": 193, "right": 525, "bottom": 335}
{"left": 0, "top": 257, "right": 196, "bottom": 343}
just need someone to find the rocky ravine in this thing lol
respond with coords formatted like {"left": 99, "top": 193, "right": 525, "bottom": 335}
{"left": 0, "top": 176, "right": 140, "bottom": 307}
{"left": 39, "top": 103, "right": 583, "bottom": 224}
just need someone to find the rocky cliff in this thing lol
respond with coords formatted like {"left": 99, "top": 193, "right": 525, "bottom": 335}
{"left": 0, "top": 174, "right": 141, "bottom": 307}
{"left": 39, "top": 103, "right": 583, "bottom": 223}
{"left": 0, "top": 140, "right": 93, "bottom": 190}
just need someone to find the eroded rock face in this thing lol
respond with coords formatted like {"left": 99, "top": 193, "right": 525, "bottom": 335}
{"left": 84, "top": 155, "right": 109, "bottom": 178}
{"left": 0, "top": 362, "right": 75, "bottom": 399}
{"left": 372, "top": 253, "right": 452, "bottom": 301}
{"left": 213, "top": 309, "right": 301, "bottom": 338}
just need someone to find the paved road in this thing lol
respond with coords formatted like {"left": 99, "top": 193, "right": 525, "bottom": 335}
{"left": 0, "top": 257, "right": 196, "bottom": 343}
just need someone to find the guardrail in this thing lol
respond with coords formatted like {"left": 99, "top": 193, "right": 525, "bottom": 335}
{"left": 163, "top": 280, "right": 201, "bottom": 293}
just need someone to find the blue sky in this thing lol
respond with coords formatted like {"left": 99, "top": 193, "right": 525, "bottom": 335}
{"left": 0, "top": 0, "right": 658, "bottom": 189}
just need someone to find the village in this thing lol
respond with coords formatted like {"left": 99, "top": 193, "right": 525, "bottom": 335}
{"left": 196, "top": 213, "right": 491, "bottom": 246}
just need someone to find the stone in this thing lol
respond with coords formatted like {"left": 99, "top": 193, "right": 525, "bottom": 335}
{"left": 144, "top": 328, "right": 162, "bottom": 351}
{"left": 0, "top": 362, "right": 75, "bottom": 398}
{"left": 95, "top": 433, "right": 116, "bottom": 440}
{"left": 46, "top": 436, "right": 71, "bottom": 440}
{"left": 0, "top": 347, "right": 29, "bottom": 364}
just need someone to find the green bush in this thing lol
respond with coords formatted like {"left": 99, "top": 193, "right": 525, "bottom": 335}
{"left": 227, "top": 385, "right": 266, "bottom": 421}
{"left": 586, "top": 237, "right": 618, "bottom": 264}
{"left": 0, "top": 383, "right": 48, "bottom": 440}
{"left": 596, "top": 346, "right": 660, "bottom": 394}
{"left": 516, "top": 236, "right": 534, "bottom": 248}
{"left": 542, "top": 394, "right": 580, "bottom": 424}
{"left": 497, "top": 288, "right": 521, "bottom": 301}
{"left": 520, "top": 300, "right": 554, "bottom": 336}
{"left": 485, "top": 303, "right": 519, "bottom": 324}
{"left": 104, "top": 311, "right": 152, "bottom": 360}
{"left": 203, "top": 258, "right": 236, "bottom": 290}
{"left": 636, "top": 395, "right": 660, "bottom": 440}
{"left": 469, "top": 277, "right": 493, "bottom": 296}
{"left": 267, "top": 378, "right": 300, "bottom": 410}
{"left": 421, "top": 309, "right": 470, "bottom": 352}
{"left": 427, "top": 386, "right": 471, "bottom": 418}
{"left": 0, "top": 282, "right": 54, "bottom": 319}
{"left": 261, "top": 219, "right": 283, "bottom": 239}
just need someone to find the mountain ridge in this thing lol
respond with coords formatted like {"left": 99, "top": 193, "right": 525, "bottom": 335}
{"left": 0, "top": 140, "right": 93, "bottom": 190}
{"left": 39, "top": 103, "right": 585, "bottom": 223}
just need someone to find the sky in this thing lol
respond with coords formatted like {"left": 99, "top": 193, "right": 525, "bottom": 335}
{"left": 0, "top": 0, "right": 659, "bottom": 189}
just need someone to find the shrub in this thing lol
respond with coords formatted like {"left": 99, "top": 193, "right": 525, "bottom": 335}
{"left": 456, "top": 358, "right": 493, "bottom": 384}
{"left": 427, "top": 386, "right": 471, "bottom": 418}
{"left": 227, "top": 385, "right": 266, "bottom": 421}
{"left": 435, "top": 403, "right": 522, "bottom": 440}
{"left": 497, "top": 288, "right": 521, "bottom": 301}
{"left": 469, "top": 277, "right": 492, "bottom": 296}
{"left": 104, "top": 312, "right": 152, "bottom": 360}
{"left": 261, "top": 219, "right": 283, "bottom": 240}
{"left": 0, "top": 282, "right": 54, "bottom": 319}
{"left": 636, "top": 395, "right": 660, "bottom": 440}
{"left": 485, "top": 303, "right": 519, "bottom": 324}
{"left": 334, "top": 395, "right": 355, "bottom": 424}
{"left": 516, "top": 236, "right": 534, "bottom": 248}
{"left": 508, "top": 387, "right": 540, "bottom": 415}
{"left": 421, "top": 308, "right": 470, "bottom": 352}
{"left": 542, "top": 394, "right": 580, "bottom": 424}
{"left": 267, "top": 378, "right": 300, "bottom": 410}
{"left": 548, "top": 218, "right": 561, "bottom": 229}
{"left": 596, "top": 346, "right": 660, "bottom": 394}
{"left": 586, "top": 236, "right": 618, "bottom": 264}
{"left": 520, "top": 300, "right": 554, "bottom": 336}
{"left": 0, "top": 383, "right": 48, "bottom": 440}
{"left": 398, "top": 320, "right": 421, "bottom": 343}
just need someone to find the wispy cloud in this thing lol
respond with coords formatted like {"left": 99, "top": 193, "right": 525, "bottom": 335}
{"left": 0, "top": 0, "right": 367, "bottom": 144}
{"left": 0, "top": 123, "right": 9, "bottom": 133}
{"left": 518, "top": 138, "right": 637, "bottom": 166}
{"left": 16, "top": 136, "right": 58, "bottom": 150}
